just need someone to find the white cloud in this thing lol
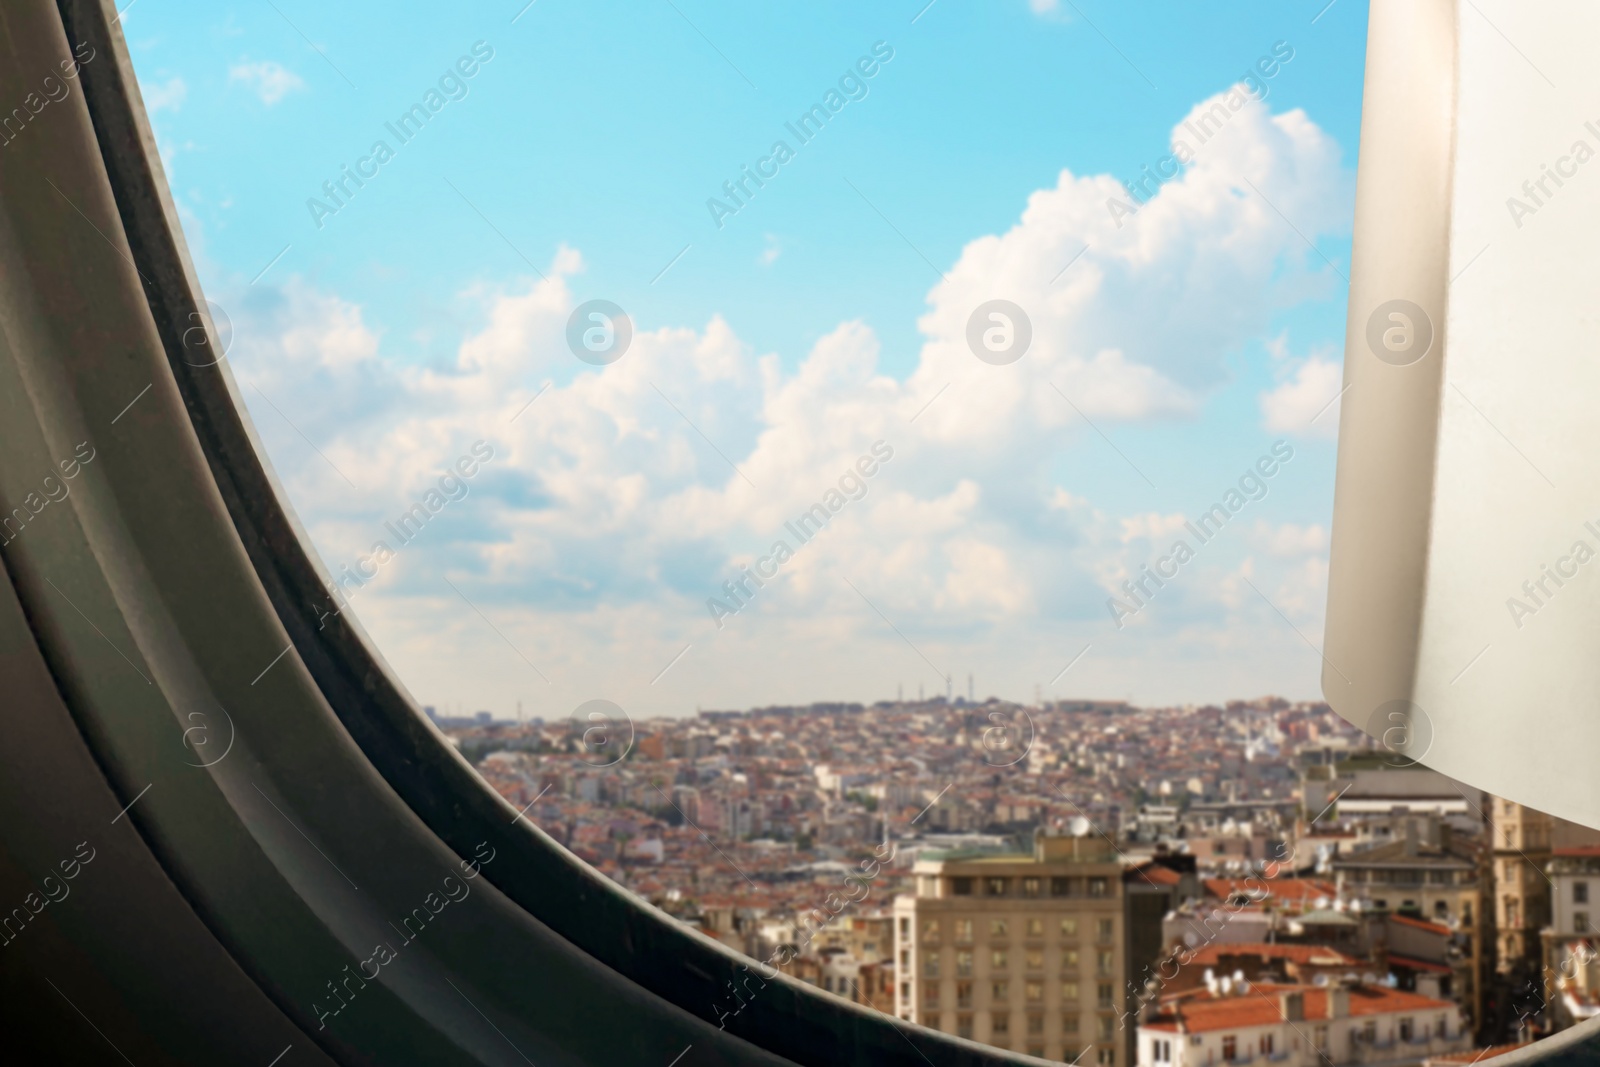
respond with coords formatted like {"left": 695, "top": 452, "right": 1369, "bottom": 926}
{"left": 1120, "top": 512, "right": 1189, "bottom": 544}
{"left": 224, "top": 87, "right": 1351, "bottom": 713}
{"left": 759, "top": 235, "right": 781, "bottom": 266}
{"left": 1249, "top": 520, "right": 1327, "bottom": 557}
{"left": 143, "top": 76, "right": 187, "bottom": 113}
{"left": 229, "top": 60, "right": 306, "bottom": 105}
{"left": 1261, "top": 351, "right": 1343, "bottom": 437}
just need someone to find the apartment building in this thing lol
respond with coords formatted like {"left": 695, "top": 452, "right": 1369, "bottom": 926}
{"left": 1492, "top": 799, "right": 1553, "bottom": 977}
{"left": 1332, "top": 822, "right": 1483, "bottom": 1029}
{"left": 1540, "top": 846, "right": 1600, "bottom": 1030}
{"left": 1136, "top": 980, "right": 1470, "bottom": 1067}
{"left": 894, "top": 829, "right": 1126, "bottom": 1063}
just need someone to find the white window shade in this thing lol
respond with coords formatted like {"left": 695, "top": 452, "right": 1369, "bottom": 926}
{"left": 1326, "top": 0, "right": 1600, "bottom": 826}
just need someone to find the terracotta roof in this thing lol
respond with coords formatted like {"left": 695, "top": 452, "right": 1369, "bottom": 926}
{"left": 1553, "top": 845, "right": 1600, "bottom": 858}
{"left": 1203, "top": 878, "right": 1337, "bottom": 903}
{"left": 1132, "top": 864, "right": 1183, "bottom": 886}
{"left": 1390, "top": 914, "right": 1451, "bottom": 936}
{"left": 1184, "top": 943, "right": 1359, "bottom": 967}
{"left": 1144, "top": 983, "right": 1455, "bottom": 1034}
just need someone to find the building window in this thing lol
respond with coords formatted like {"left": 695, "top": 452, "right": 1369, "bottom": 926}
{"left": 1026, "top": 980, "right": 1043, "bottom": 1002}
{"left": 1063, "top": 1012, "right": 1080, "bottom": 1034}
{"left": 1435, "top": 1015, "right": 1447, "bottom": 1038}
{"left": 923, "top": 951, "right": 940, "bottom": 979}
{"left": 1026, "top": 917, "right": 1044, "bottom": 938}
{"left": 1578, "top": 882, "right": 1591, "bottom": 905}
{"left": 1028, "top": 1047, "right": 1045, "bottom": 1059}
{"left": 993, "top": 980, "right": 1010, "bottom": 1002}
{"left": 1097, "top": 951, "right": 1114, "bottom": 977}
{"left": 986, "top": 877, "right": 1009, "bottom": 897}
{"left": 1398, "top": 1018, "right": 1413, "bottom": 1042}
{"left": 957, "top": 980, "right": 973, "bottom": 1009}
{"left": 922, "top": 918, "right": 941, "bottom": 940}
{"left": 1022, "top": 877, "right": 1041, "bottom": 898}
{"left": 956, "top": 951, "right": 973, "bottom": 977}
{"left": 1061, "top": 918, "right": 1079, "bottom": 939}
{"left": 1028, "top": 1013, "right": 1044, "bottom": 1035}
{"left": 1223, "top": 1036, "right": 1237, "bottom": 1061}
{"left": 1097, "top": 1048, "right": 1116, "bottom": 1067}
{"left": 1313, "top": 1025, "right": 1328, "bottom": 1050}
{"left": 955, "top": 919, "right": 973, "bottom": 943}
{"left": 1062, "top": 981, "right": 1080, "bottom": 1001}
{"left": 1260, "top": 1033, "right": 1274, "bottom": 1055}
{"left": 957, "top": 1014, "right": 973, "bottom": 1039}
{"left": 1097, "top": 1014, "right": 1115, "bottom": 1042}
{"left": 992, "top": 1012, "right": 1010, "bottom": 1037}
{"left": 1052, "top": 876, "right": 1073, "bottom": 896}
{"left": 922, "top": 984, "right": 939, "bottom": 1010}
{"left": 992, "top": 950, "right": 1009, "bottom": 971}
{"left": 991, "top": 919, "right": 1009, "bottom": 939}
{"left": 1097, "top": 918, "right": 1114, "bottom": 942}
{"left": 1577, "top": 912, "right": 1589, "bottom": 934}
{"left": 952, "top": 877, "right": 973, "bottom": 896}
{"left": 1089, "top": 877, "right": 1108, "bottom": 898}
{"left": 1097, "top": 983, "right": 1114, "bottom": 1010}
{"left": 900, "top": 917, "right": 910, "bottom": 938}
{"left": 1154, "top": 1039, "right": 1172, "bottom": 1062}
{"left": 1062, "top": 950, "right": 1080, "bottom": 973}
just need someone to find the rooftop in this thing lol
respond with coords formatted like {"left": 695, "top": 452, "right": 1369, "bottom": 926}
{"left": 1145, "top": 983, "right": 1456, "bottom": 1034}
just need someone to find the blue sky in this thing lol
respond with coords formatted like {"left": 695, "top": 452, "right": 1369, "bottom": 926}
{"left": 124, "top": 0, "right": 1370, "bottom": 719}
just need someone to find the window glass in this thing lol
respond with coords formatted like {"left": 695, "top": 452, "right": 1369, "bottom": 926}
{"left": 117, "top": 8, "right": 1592, "bottom": 1067}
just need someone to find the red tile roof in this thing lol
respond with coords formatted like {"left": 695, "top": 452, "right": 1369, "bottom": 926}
{"left": 1145, "top": 983, "right": 1454, "bottom": 1034}
{"left": 1390, "top": 914, "right": 1452, "bottom": 936}
{"left": 1203, "top": 878, "right": 1337, "bottom": 904}
{"left": 1132, "top": 863, "right": 1183, "bottom": 886}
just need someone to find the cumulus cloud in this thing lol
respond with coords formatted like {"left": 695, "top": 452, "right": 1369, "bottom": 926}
{"left": 1261, "top": 335, "right": 1343, "bottom": 438}
{"left": 1249, "top": 520, "right": 1328, "bottom": 557}
{"left": 229, "top": 60, "right": 306, "bottom": 105}
{"left": 224, "top": 86, "right": 1349, "bottom": 712}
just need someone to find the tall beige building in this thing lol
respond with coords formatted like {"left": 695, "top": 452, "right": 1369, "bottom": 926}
{"left": 1493, "top": 797, "right": 1553, "bottom": 977}
{"left": 893, "top": 831, "right": 1126, "bottom": 1063}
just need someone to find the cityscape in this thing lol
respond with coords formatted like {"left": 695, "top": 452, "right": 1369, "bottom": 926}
{"left": 432, "top": 696, "right": 1600, "bottom": 1067}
